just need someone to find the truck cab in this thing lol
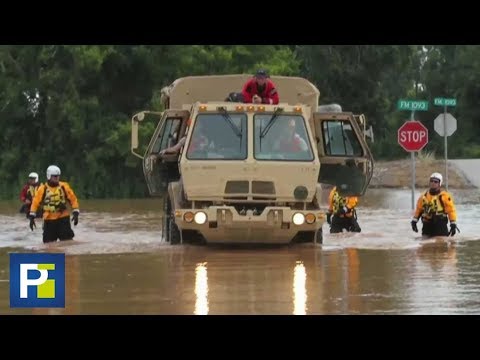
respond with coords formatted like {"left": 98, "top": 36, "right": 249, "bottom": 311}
{"left": 131, "top": 75, "right": 374, "bottom": 245}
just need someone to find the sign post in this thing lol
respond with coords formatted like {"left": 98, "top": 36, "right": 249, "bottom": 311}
{"left": 434, "top": 97, "right": 457, "bottom": 190}
{"left": 397, "top": 99, "right": 429, "bottom": 209}
{"left": 410, "top": 112, "right": 415, "bottom": 212}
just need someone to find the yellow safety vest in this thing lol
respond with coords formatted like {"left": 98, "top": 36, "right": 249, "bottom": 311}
{"left": 42, "top": 185, "right": 67, "bottom": 213}
{"left": 26, "top": 185, "right": 38, "bottom": 200}
{"left": 332, "top": 191, "right": 347, "bottom": 214}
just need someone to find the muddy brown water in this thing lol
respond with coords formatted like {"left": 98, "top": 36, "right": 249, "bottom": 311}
{"left": 1, "top": 188, "right": 480, "bottom": 315}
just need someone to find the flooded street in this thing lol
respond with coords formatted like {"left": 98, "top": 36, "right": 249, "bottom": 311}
{"left": 1, "top": 188, "right": 480, "bottom": 315}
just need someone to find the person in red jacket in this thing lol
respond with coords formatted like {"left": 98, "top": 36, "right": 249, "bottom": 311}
{"left": 273, "top": 118, "right": 309, "bottom": 153}
{"left": 241, "top": 69, "right": 280, "bottom": 105}
{"left": 19, "top": 172, "right": 41, "bottom": 217}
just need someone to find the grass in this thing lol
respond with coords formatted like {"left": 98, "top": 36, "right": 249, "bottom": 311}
{"left": 416, "top": 150, "right": 436, "bottom": 164}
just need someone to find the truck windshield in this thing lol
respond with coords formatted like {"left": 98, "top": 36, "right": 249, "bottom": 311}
{"left": 254, "top": 114, "right": 314, "bottom": 161}
{"left": 186, "top": 113, "right": 248, "bottom": 160}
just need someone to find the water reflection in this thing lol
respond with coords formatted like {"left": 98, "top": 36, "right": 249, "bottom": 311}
{"left": 346, "top": 248, "right": 360, "bottom": 314}
{"left": 417, "top": 241, "right": 458, "bottom": 272}
{"left": 194, "top": 262, "right": 209, "bottom": 315}
{"left": 293, "top": 261, "right": 307, "bottom": 315}
{"left": 408, "top": 241, "right": 460, "bottom": 314}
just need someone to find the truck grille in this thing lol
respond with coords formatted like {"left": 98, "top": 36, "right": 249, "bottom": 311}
{"left": 252, "top": 181, "right": 275, "bottom": 194}
{"left": 225, "top": 181, "right": 249, "bottom": 194}
{"left": 225, "top": 181, "right": 275, "bottom": 200}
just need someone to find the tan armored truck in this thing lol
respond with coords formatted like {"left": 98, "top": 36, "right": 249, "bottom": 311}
{"left": 131, "top": 75, "right": 374, "bottom": 245}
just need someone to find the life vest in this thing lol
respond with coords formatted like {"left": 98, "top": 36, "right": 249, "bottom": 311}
{"left": 26, "top": 184, "right": 38, "bottom": 201}
{"left": 421, "top": 190, "right": 447, "bottom": 220}
{"left": 331, "top": 189, "right": 356, "bottom": 218}
{"left": 41, "top": 184, "right": 68, "bottom": 213}
{"left": 332, "top": 191, "right": 346, "bottom": 213}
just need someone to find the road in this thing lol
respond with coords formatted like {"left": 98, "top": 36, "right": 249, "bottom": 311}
{"left": 450, "top": 159, "right": 480, "bottom": 188}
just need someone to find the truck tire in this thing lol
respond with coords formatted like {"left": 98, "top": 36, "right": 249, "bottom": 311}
{"left": 162, "top": 196, "right": 170, "bottom": 243}
{"left": 168, "top": 215, "right": 181, "bottom": 245}
{"left": 163, "top": 194, "right": 180, "bottom": 245}
{"left": 315, "top": 228, "right": 323, "bottom": 244}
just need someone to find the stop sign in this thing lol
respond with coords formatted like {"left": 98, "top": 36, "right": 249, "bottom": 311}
{"left": 398, "top": 120, "right": 428, "bottom": 152}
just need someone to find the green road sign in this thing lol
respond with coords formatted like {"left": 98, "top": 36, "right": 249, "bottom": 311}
{"left": 434, "top": 98, "right": 457, "bottom": 107}
{"left": 397, "top": 99, "right": 429, "bottom": 111}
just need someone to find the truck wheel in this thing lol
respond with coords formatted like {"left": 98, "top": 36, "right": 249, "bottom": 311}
{"left": 164, "top": 194, "right": 180, "bottom": 245}
{"left": 168, "top": 216, "right": 181, "bottom": 245}
{"left": 162, "top": 196, "right": 170, "bottom": 242}
{"left": 315, "top": 228, "right": 323, "bottom": 244}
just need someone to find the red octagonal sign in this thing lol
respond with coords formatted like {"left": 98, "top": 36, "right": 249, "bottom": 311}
{"left": 398, "top": 120, "right": 428, "bottom": 152}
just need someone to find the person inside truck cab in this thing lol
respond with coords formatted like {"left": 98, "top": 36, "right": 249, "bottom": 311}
{"left": 273, "top": 118, "right": 308, "bottom": 153}
{"left": 241, "top": 69, "right": 280, "bottom": 105}
{"left": 158, "top": 123, "right": 184, "bottom": 156}
{"left": 160, "top": 122, "right": 209, "bottom": 156}
{"left": 159, "top": 136, "right": 186, "bottom": 155}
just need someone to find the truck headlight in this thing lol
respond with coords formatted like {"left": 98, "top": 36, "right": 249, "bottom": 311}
{"left": 194, "top": 211, "right": 207, "bottom": 224}
{"left": 292, "top": 213, "right": 305, "bottom": 225}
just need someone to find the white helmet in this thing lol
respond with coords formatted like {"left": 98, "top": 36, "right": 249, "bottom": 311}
{"left": 46, "top": 165, "right": 61, "bottom": 180}
{"left": 28, "top": 172, "right": 39, "bottom": 183}
{"left": 430, "top": 172, "right": 443, "bottom": 185}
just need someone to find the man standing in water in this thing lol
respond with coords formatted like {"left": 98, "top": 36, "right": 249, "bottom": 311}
{"left": 28, "top": 165, "right": 80, "bottom": 243}
{"left": 326, "top": 185, "right": 361, "bottom": 233}
{"left": 411, "top": 172, "right": 459, "bottom": 237}
{"left": 19, "top": 172, "right": 41, "bottom": 217}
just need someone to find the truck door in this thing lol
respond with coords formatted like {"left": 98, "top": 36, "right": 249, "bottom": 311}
{"left": 312, "top": 112, "right": 374, "bottom": 196}
{"left": 143, "top": 109, "right": 190, "bottom": 196}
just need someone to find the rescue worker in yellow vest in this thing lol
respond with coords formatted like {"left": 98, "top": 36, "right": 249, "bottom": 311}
{"left": 326, "top": 186, "right": 361, "bottom": 233}
{"left": 19, "top": 172, "right": 41, "bottom": 217}
{"left": 411, "top": 172, "right": 458, "bottom": 237}
{"left": 28, "top": 165, "right": 80, "bottom": 243}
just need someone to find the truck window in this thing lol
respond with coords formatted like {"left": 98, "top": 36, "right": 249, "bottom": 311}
{"left": 186, "top": 113, "right": 247, "bottom": 160}
{"left": 254, "top": 114, "right": 314, "bottom": 161}
{"left": 323, "top": 120, "right": 363, "bottom": 156}
{"left": 153, "top": 118, "right": 182, "bottom": 153}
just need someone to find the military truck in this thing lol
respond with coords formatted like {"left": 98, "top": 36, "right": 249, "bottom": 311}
{"left": 130, "top": 75, "right": 374, "bottom": 245}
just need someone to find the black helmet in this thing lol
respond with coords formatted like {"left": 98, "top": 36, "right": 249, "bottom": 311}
{"left": 255, "top": 69, "right": 268, "bottom": 78}
{"left": 225, "top": 92, "right": 245, "bottom": 102}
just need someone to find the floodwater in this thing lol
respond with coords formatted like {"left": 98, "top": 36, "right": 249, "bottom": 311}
{"left": 1, "top": 188, "right": 480, "bottom": 315}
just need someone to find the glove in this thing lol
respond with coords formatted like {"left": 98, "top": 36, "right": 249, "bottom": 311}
{"left": 28, "top": 213, "right": 36, "bottom": 231}
{"left": 326, "top": 212, "right": 332, "bottom": 225}
{"left": 449, "top": 223, "right": 457, "bottom": 237}
{"left": 411, "top": 219, "right": 418, "bottom": 233}
{"left": 19, "top": 203, "right": 27, "bottom": 213}
{"left": 71, "top": 210, "right": 79, "bottom": 226}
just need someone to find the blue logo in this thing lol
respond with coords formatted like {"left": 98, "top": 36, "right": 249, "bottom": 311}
{"left": 10, "top": 253, "right": 65, "bottom": 308}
